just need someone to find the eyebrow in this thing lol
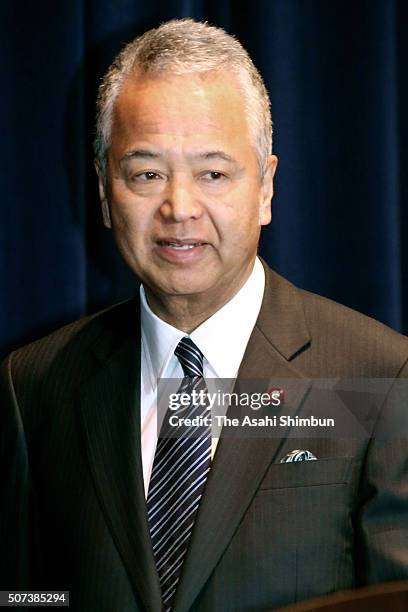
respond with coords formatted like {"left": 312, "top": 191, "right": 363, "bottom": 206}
{"left": 192, "top": 150, "right": 235, "bottom": 163}
{"left": 121, "top": 149, "right": 160, "bottom": 162}
{"left": 120, "top": 149, "right": 237, "bottom": 164}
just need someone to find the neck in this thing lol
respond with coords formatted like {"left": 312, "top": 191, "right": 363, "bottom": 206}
{"left": 145, "top": 263, "right": 255, "bottom": 333}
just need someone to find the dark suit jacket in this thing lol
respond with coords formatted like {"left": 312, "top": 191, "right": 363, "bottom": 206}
{"left": 2, "top": 263, "right": 408, "bottom": 611}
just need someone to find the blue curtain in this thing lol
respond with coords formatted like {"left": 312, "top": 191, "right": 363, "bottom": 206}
{"left": 2, "top": 0, "right": 407, "bottom": 357}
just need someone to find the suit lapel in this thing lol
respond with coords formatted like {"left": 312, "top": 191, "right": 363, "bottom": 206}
{"left": 78, "top": 300, "right": 162, "bottom": 612}
{"left": 173, "top": 264, "right": 312, "bottom": 612}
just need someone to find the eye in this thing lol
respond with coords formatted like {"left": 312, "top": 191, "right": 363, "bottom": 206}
{"left": 201, "top": 171, "right": 226, "bottom": 181}
{"left": 132, "top": 171, "right": 162, "bottom": 181}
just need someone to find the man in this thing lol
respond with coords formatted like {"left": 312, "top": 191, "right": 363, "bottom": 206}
{"left": 1, "top": 18, "right": 408, "bottom": 612}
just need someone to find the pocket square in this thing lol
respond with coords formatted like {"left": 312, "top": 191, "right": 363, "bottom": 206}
{"left": 280, "top": 449, "right": 317, "bottom": 463}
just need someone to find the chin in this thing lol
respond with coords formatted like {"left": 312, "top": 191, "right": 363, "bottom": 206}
{"left": 151, "top": 275, "right": 213, "bottom": 298}
{"left": 163, "top": 282, "right": 210, "bottom": 297}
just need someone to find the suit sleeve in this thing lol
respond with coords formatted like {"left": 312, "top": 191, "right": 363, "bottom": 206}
{"left": 356, "top": 358, "right": 408, "bottom": 584}
{"left": 0, "top": 353, "right": 31, "bottom": 589}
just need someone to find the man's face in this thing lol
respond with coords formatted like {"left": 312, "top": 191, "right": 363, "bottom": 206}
{"left": 99, "top": 70, "right": 277, "bottom": 306}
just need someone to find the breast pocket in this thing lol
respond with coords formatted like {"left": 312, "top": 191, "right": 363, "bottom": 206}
{"left": 258, "top": 457, "right": 357, "bottom": 490}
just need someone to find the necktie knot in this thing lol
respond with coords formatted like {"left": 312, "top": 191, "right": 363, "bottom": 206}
{"left": 175, "top": 337, "right": 204, "bottom": 377}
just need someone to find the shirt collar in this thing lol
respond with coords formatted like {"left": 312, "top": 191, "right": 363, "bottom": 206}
{"left": 140, "top": 257, "right": 265, "bottom": 380}
{"left": 190, "top": 257, "right": 265, "bottom": 377}
{"left": 140, "top": 290, "right": 184, "bottom": 381}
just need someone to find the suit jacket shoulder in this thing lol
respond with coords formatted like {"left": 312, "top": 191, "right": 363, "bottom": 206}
{"left": 302, "top": 286, "right": 408, "bottom": 377}
{"left": 1, "top": 297, "right": 140, "bottom": 426}
{"left": 259, "top": 265, "right": 408, "bottom": 378}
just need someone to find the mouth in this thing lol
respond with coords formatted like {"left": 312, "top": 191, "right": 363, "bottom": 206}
{"left": 156, "top": 239, "right": 208, "bottom": 250}
{"left": 154, "top": 238, "right": 209, "bottom": 262}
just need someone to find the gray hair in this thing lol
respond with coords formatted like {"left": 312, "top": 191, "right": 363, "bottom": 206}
{"left": 94, "top": 18, "right": 272, "bottom": 179}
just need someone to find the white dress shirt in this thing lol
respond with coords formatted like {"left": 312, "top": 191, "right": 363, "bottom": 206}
{"left": 140, "top": 257, "right": 265, "bottom": 496}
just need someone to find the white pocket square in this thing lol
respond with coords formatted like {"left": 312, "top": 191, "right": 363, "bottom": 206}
{"left": 280, "top": 449, "right": 317, "bottom": 463}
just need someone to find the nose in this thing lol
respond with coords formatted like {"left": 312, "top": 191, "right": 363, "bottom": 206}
{"left": 159, "top": 174, "right": 203, "bottom": 222}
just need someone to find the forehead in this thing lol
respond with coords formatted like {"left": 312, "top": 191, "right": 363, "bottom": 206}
{"left": 110, "top": 70, "right": 252, "bottom": 151}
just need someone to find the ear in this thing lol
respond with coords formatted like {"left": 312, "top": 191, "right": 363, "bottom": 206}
{"left": 94, "top": 160, "right": 112, "bottom": 229}
{"left": 259, "top": 154, "right": 278, "bottom": 226}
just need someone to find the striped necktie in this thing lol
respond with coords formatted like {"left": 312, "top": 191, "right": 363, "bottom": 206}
{"left": 147, "top": 337, "right": 212, "bottom": 611}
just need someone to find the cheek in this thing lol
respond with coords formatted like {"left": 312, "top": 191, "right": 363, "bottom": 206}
{"left": 214, "top": 192, "right": 261, "bottom": 236}
{"left": 109, "top": 193, "right": 152, "bottom": 236}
